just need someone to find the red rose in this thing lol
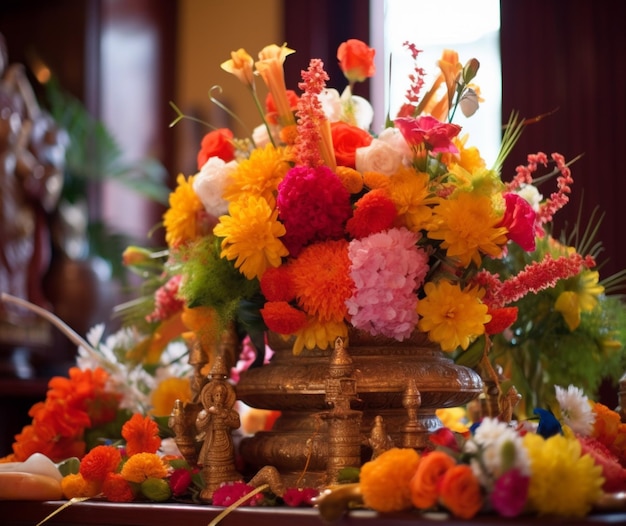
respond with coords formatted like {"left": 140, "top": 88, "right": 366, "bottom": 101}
{"left": 197, "top": 128, "right": 235, "bottom": 169}
{"left": 337, "top": 39, "right": 376, "bottom": 83}
{"left": 330, "top": 121, "right": 372, "bottom": 168}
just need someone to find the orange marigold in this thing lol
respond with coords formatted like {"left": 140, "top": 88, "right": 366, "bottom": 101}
{"left": 102, "top": 472, "right": 136, "bottom": 502}
{"left": 335, "top": 166, "right": 364, "bottom": 194}
{"left": 80, "top": 445, "right": 123, "bottom": 482}
{"left": 122, "top": 414, "right": 162, "bottom": 456}
{"left": 120, "top": 452, "right": 168, "bottom": 483}
{"left": 61, "top": 473, "right": 102, "bottom": 499}
{"left": 359, "top": 447, "right": 421, "bottom": 513}
{"left": 260, "top": 301, "right": 308, "bottom": 334}
{"left": 362, "top": 170, "right": 390, "bottom": 190}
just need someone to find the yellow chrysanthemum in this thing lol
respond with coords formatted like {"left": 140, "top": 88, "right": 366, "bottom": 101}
{"left": 386, "top": 166, "right": 437, "bottom": 231}
{"left": 436, "top": 407, "right": 469, "bottom": 434}
{"left": 292, "top": 318, "right": 348, "bottom": 356}
{"left": 150, "top": 377, "right": 192, "bottom": 417}
{"left": 523, "top": 433, "right": 604, "bottom": 517}
{"left": 555, "top": 270, "right": 604, "bottom": 331}
{"left": 213, "top": 195, "right": 288, "bottom": 280}
{"left": 417, "top": 280, "right": 490, "bottom": 351}
{"left": 428, "top": 190, "right": 508, "bottom": 267}
{"left": 222, "top": 144, "right": 290, "bottom": 207}
{"left": 163, "top": 174, "right": 204, "bottom": 247}
{"left": 289, "top": 240, "right": 353, "bottom": 323}
{"left": 120, "top": 452, "right": 168, "bottom": 483}
{"left": 448, "top": 134, "right": 486, "bottom": 174}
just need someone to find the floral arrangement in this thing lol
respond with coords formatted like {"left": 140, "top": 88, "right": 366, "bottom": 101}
{"left": 342, "top": 384, "right": 626, "bottom": 520}
{"left": 125, "top": 36, "right": 611, "bottom": 376}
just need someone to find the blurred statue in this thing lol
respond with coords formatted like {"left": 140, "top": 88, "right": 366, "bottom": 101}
{"left": 0, "top": 33, "right": 67, "bottom": 368}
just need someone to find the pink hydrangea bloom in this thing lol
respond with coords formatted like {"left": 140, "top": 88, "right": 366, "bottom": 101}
{"left": 277, "top": 165, "right": 351, "bottom": 256}
{"left": 346, "top": 227, "right": 429, "bottom": 340}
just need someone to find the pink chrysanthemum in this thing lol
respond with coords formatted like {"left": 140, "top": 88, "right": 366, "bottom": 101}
{"left": 277, "top": 165, "right": 351, "bottom": 256}
{"left": 346, "top": 227, "right": 429, "bottom": 340}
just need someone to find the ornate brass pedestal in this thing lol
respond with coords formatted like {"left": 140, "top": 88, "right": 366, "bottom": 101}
{"left": 236, "top": 331, "right": 483, "bottom": 487}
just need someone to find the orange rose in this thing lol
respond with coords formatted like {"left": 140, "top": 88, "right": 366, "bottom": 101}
{"left": 409, "top": 450, "right": 456, "bottom": 509}
{"left": 331, "top": 121, "right": 372, "bottom": 168}
{"left": 438, "top": 464, "right": 483, "bottom": 519}
{"left": 337, "top": 39, "right": 375, "bottom": 83}
{"left": 197, "top": 128, "right": 235, "bottom": 169}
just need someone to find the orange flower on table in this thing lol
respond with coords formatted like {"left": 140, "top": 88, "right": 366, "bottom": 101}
{"left": 409, "top": 450, "right": 456, "bottom": 509}
{"left": 337, "top": 38, "right": 376, "bottom": 84}
{"left": 61, "top": 473, "right": 102, "bottom": 499}
{"left": 79, "top": 445, "right": 123, "bottom": 482}
{"left": 122, "top": 414, "right": 161, "bottom": 456}
{"left": 120, "top": 452, "right": 168, "bottom": 483}
{"left": 359, "top": 447, "right": 421, "bottom": 513}
{"left": 438, "top": 464, "right": 484, "bottom": 519}
{"left": 102, "top": 472, "right": 136, "bottom": 503}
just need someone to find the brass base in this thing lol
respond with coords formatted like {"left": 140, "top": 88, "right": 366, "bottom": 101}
{"left": 236, "top": 331, "right": 483, "bottom": 485}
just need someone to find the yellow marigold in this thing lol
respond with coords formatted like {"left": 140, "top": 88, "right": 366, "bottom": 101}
{"left": 362, "top": 170, "right": 390, "bottom": 190}
{"left": 386, "top": 166, "right": 437, "bottom": 232}
{"left": 417, "top": 280, "right": 490, "bottom": 352}
{"left": 292, "top": 318, "right": 348, "bottom": 356}
{"left": 163, "top": 174, "right": 204, "bottom": 247}
{"left": 335, "top": 166, "right": 364, "bottom": 194}
{"left": 61, "top": 473, "right": 102, "bottom": 499}
{"left": 151, "top": 377, "right": 192, "bottom": 417}
{"left": 120, "top": 453, "right": 168, "bottom": 483}
{"left": 222, "top": 144, "right": 290, "bottom": 207}
{"left": 360, "top": 447, "right": 421, "bottom": 513}
{"left": 428, "top": 190, "right": 508, "bottom": 267}
{"left": 290, "top": 240, "right": 353, "bottom": 323}
{"left": 213, "top": 195, "right": 288, "bottom": 280}
{"left": 523, "top": 433, "right": 603, "bottom": 517}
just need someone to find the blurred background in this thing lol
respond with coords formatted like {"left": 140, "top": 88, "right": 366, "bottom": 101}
{"left": 0, "top": 0, "right": 624, "bottom": 454}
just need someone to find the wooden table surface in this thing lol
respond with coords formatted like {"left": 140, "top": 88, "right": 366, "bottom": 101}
{"left": 2, "top": 500, "right": 626, "bottom": 526}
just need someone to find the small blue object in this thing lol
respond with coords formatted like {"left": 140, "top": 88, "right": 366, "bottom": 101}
{"left": 534, "top": 408, "right": 562, "bottom": 438}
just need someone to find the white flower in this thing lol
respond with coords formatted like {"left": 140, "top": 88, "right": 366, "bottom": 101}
{"left": 193, "top": 157, "right": 237, "bottom": 217}
{"left": 252, "top": 123, "right": 280, "bottom": 148}
{"left": 376, "top": 127, "right": 412, "bottom": 164}
{"left": 463, "top": 417, "right": 530, "bottom": 486}
{"left": 555, "top": 384, "right": 595, "bottom": 436}
{"left": 516, "top": 183, "right": 543, "bottom": 212}
{"left": 318, "top": 87, "right": 374, "bottom": 130}
{"left": 355, "top": 138, "right": 404, "bottom": 176}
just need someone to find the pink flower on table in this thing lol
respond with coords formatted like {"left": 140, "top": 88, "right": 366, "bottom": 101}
{"left": 394, "top": 115, "right": 461, "bottom": 153}
{"left": 490, "top": 469, "right": 530, "bottom": 517}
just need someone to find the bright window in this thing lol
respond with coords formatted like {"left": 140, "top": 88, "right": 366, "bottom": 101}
{"left": 370, "top": 0, "right": 502, "bottom": 165}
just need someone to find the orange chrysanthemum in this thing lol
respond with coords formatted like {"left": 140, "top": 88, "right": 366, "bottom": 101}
{"left": 80, "top": 445, "right": 123, "bottom": 482}
{"left": 163, "top": 174, "right": 204, "bottom": 247}
{"left": 120, "top": 452, "right": 168, "bottom": 483}
{"left": 121, "top": 414, "right": 161, "bottom": 456}
{"left": 362, "top": 170, "right": 391, "bottom": 190}
{"left": 289, "top": 240, "right": 353, "bottom": 323}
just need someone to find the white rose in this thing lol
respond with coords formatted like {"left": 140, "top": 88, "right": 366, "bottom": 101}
{"left": 252, "top": 122, "right": 281, "bottom": 148}
{"left": 193, "top": 157, "right": 238, "bottom": 217}
{"left": 355, "top": 138, "right": 403, "bottom": 176}
{"left": 376, "top": 127, "right": 412, "bottom": 165}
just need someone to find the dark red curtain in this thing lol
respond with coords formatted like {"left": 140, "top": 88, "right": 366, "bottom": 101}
{"left": 500, "top": 0, "right": 626, "bottom": 280}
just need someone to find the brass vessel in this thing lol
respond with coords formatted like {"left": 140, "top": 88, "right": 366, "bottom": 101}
{"left": 236, "top": 330, "right": 483, "bottom": 486}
